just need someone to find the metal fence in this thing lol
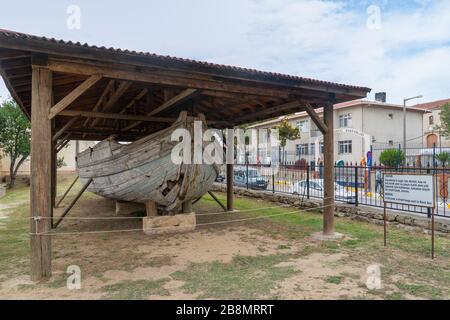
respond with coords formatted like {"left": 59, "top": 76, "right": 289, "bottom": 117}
{"left": 218, "top": 161, "right": 450, "bottom": 218}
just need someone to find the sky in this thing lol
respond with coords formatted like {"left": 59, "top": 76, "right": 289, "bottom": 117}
{"left": 0, "top": 0, "right": 449, "bottom": 105}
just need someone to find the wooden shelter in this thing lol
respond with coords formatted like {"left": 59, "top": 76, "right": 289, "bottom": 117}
{"left": 0, "top": 29, "right": 371, "bottom": 281}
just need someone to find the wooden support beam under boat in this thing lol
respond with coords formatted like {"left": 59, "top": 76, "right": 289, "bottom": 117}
{"left": 53, "top": 178, "right": 93, "bottom": 229}
{"left": 30, "top": 64, "right": 53, "bottom": 281}
{"left": 208, "top": 191, "right": 227, "bottom": 212}
{"left": 145, "top": 201, "right": 158, "bottom": 217}
{"left": 55, "top": 176, "right": 79, "bottom": 209}
{"left": 121, "top": 88, "right": 199, "bottom": 132}
{"left": 305, "top": 103, "right": 328, "bottom": 134}
{"left": 48, "top": 75, "right": 102, "bottom": 119}
{"left": 182, "top": 201, "right": 193, "bottom": 214}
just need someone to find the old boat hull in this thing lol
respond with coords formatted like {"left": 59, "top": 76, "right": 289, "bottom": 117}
{"left": 76, "top": 113, "right": 218, "bottom": 212}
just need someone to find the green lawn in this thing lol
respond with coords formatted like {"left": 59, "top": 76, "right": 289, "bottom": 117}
{"left": 0, "top": 178, "right": 449, "bottom": 300}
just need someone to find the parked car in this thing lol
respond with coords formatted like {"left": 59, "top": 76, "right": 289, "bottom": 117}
{"left": 292, "top": 179, "right": 356, "bottom": 203}
{"left": 215, "top": 174, "right": 225, "bottom": 183}
{"left": 234, "top": 167, "right": 268, "bottom": 190}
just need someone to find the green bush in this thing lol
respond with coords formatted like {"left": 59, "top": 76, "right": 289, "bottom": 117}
{"left": 379, "top": 149, "right": 405, "bottom": 167}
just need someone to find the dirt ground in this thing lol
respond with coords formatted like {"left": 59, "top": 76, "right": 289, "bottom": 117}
{"left": 0, "top": 175, "right": 449, "bottom": 300}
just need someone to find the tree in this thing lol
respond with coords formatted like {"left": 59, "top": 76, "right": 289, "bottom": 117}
{"left": 379, "top": 149, "right": 405, "bottom": 167}
{"left": 437, "top": 102, "right": 450, "bottom": 137}
{"left": 436, "top": 152, "right": 450, "bottom": 167}
{"left": 0, "top": 99, "right": 31, "bottom": 188}
{"left": 275, "top": 119, "right": 300, "bottom": 163}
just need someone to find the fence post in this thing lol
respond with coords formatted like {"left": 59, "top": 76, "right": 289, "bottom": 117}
{"left": 306, "top": 164, "right": 310, "bottom": 199}
{"left": 272, "top": 163, "right": 275, "bottom": 194}
{"left": 246, "top": 160, "right": 249, "bottom": 190}
{"left": 354, "top": 164, "right": 359, "bottom": 206}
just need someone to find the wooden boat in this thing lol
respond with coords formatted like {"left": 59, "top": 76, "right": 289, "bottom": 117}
{"left": 76, "top": 112, "right": 219, "bottom": 212}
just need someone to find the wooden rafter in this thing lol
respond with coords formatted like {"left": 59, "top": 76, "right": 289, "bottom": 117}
{"left": 90, "top": 81, "right": 132, "bottom": 127}
{"left": 83, "top": 79, "right": 115, "bottom": 127}
{"left": 48, "top": 75, "right": 102, "bottom": 119}
{"left": 234, "top": 100, "right": 303, "bottom": 124}
{"left": 60, "top": 110, "right": 178, "bottom": 123}
{"left": 305, "top": 103, "right": 328, "bottom": 134}
{"left": 53, "top": 116, "right": 78, "bottom": 142}
{"left": 121, "top": 88, "right": 198, "bottom": 132}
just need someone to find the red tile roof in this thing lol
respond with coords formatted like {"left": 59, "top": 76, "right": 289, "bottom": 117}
{"left": 414, "top": 98, "right": 450, "bottom": 110}
{"left": 0, "top": 29, "right": 370, "bottom": 93}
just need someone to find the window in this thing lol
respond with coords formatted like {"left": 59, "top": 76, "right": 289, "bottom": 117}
{"left": 338, "top": 140, "right": 352, "bottom": 154}
{"left": 429, "top": 115, "right": 434, "bottom": 125}
{"left": 339, "top": 113, "right": 352, "bottom": 128}
{"left": 296, "top": 120, "right": 309, "bottom": 133}
{"left": 320, "top": 142, "right": 324, "bottom": 154}
{"left": 388, "top": 113, "right": 394, "bottom": 120}
{"left": 296, "top": 144, "right": 309, "bottom": 156}
{"left": 310, "top": 143, "right": 315, "bottom": 156}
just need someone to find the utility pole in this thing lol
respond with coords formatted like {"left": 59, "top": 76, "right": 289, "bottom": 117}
{"left": 403, "top": 95, "right": 423, "bottom": 161}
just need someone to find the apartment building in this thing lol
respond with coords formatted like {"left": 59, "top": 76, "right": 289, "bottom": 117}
{"left": 414, "top": 98, "right": 450, "bottom": 148}
{"left": 248, "top": 97, "right": 425, "bottom": 165}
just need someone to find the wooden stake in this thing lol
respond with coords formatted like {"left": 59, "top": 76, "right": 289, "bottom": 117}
{"left": 53, "top": 178, "right": 92, "bottom": 228}
{"left": 55, "top": 176, "right": 79, "bottom": 209}
{"left": 30, "top": 65, "right": 53, "bottom": 281}
{"left": 208, "top": 191, "right": 227, "bottom": 212}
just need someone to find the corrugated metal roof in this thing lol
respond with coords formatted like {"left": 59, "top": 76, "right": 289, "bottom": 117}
{"left": 0, "top": 28, "right": 370, "bottom": 92}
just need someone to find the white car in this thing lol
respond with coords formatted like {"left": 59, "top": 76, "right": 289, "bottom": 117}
{"left": 292, "top": 179, "right": 356, "bottom": 203}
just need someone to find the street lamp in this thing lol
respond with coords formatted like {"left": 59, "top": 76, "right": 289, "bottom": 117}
{"left": 403, "top": 94, "right": 423, "bottom": 162}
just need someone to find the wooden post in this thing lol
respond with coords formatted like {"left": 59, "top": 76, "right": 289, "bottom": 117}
{"left": 323, "top": 98, "right": 335, "bottom": 235}
{"left": 182, "top": 201, "right": 193, "bottom": 214}
{"left": 145, "top": 200, "right": 158, "bottom": 217}
{"left": 227, "top": 164, "right": 234, "bottom": 211}
{"left": 30, "top": 63, "right": 53, "bottom": 281}
{"left": 51, "top": 124, "right": 57, "bottom": 210}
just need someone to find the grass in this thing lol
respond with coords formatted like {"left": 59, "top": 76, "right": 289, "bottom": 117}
{"left": 1, "top": 179, "right": 449, "bottom": 299}
{"left": 325, "top": 276, "right": 343, "bottom": 285}
{"left": 395, "top": 282, "right": 443, "bottom": 300}
{"left": 100, "top": 279, "right": 170, "bottom": 300}
{"left": 171, "top": 254, "right": 298, "bottom": 300}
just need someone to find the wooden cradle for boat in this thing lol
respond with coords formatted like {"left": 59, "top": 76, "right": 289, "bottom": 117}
{"left": 76, "top": 112, "right": 219, "bottom": 212}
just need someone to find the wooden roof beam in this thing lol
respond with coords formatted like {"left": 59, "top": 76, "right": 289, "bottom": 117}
{"left": 305, "top": 103, "right": 328, "bottom": 134}
{"left": 89, "top": 81, "right": 132, "bottom": 127}
{"left": 48, "top": 74, "right": 102, "bottom": 119}
{"left": 60, "top": 110, "right": 178, "bottom": 123}
{"left": 121, "top": 88, "right": 198, "bottom": 132}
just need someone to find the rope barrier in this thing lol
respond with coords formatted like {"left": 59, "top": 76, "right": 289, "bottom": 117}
{"left": 29, "top": 203, "right": 336, "bottom": 237}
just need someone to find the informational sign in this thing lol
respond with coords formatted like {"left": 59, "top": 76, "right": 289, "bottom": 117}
{"left": 383, "top": 174, "right": 435, "bottom": 208}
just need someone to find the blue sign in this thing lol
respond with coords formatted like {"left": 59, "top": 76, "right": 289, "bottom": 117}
{"left": 367, "top": 151, "right": 373, "bottom": 167}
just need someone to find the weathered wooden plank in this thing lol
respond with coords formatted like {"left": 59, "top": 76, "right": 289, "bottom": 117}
{"left": 323, "top": 99, "right": 335, "bottom": 235}
{"left": 48, "top": 75, "right": 102, "bottom": 119}
{"left": 121, "top": 88, "right": 198, "bottom": 132}
{"left": 59, "top": 110, "right": 178, "bottom": 123}
{"left": 305, "top": 103, "right": 328, "bottom": 134}
{"left": 30, "top": 66, "right": 53, "bottom": 281}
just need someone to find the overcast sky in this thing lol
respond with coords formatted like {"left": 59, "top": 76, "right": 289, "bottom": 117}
{"left": 0, "top": 0, "right": 449, "bottom": 105}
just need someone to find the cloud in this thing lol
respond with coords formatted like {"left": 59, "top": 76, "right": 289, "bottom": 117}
{"left": 1, "top": 0, "right": 449, "bottom": 105}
